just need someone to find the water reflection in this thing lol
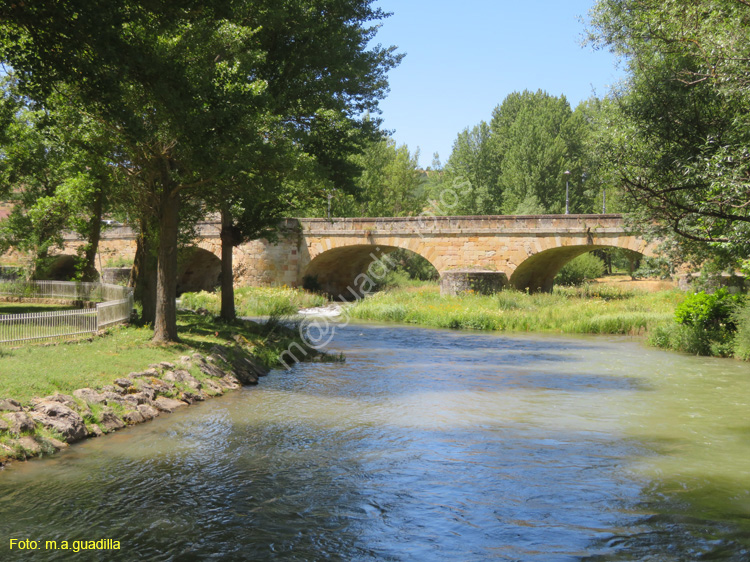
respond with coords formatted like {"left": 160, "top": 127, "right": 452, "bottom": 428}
{"left": 0, "top": 323, "right": 748, "bottom": 560}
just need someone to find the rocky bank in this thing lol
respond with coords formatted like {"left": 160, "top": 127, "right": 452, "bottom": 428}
{"left": 0, "top": 343, "right": 271, "bottom": 467}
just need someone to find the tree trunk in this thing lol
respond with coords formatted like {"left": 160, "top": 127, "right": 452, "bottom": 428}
{"left": 220, "top": 208, "right": 236, "bottom": 321}
{"left": 130, "top": 226, "right": 158, "bottom": 325}
{"left": 153, "top": 185, "right": 180, "bottom": 342}
{"left": 79, "top": 187, "right": 104, "bottom": 282}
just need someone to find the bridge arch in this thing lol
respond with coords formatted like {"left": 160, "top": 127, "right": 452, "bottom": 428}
{"left": 43, "top": 254, "right": 81, "bottom": 281}
{"left": 302, "top": 244, "right": 438, "bottom": 299}
{"left": 176, "top": 247, "right": 222, "bottom": 295}
{"left": 510, "top": 242, "right": 657, "bottom": 293}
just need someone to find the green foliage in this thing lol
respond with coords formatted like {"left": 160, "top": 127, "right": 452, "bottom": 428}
{"left": 732, "top": 303, "right": 750, "bottom": 361}
{"left": 554, "top": 253, "right": 606, "bottom": 286}
{"left": 650, "top": 289, "right": 746, "bottom": 357}
{"left": 588, "top": 0, "right": 750, "bottom": 267}
{"left": 298, "top": 134, "right": 426, "bottom": 218}
{"left": 180, "top": 287, "right": 327, "bottom": 317}
{"left": 347, "top": 285, "right": 679, "bottom": 335}
{"left": 633, "top": 257, "right": 672, "bottom": 280}
{"left": 432, "top": 89, "right": 597, "bottom": 216}
{"left": 0, "top": 1, "right": 402, "bottom": 340}
{"left": 674, "top": 289, "right": 743, "bottom": 332}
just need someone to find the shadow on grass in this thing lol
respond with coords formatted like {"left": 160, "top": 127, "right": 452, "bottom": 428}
{"left": 175, "top": 311, "right": 307, "bottom": 362}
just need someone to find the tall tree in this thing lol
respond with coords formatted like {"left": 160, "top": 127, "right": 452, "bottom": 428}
{"left": 589, "top": 0, "right": 750, "bottom": 269}
{"left": 0, "top": 79, "right": 113, "bottom": 280}
{"left": 442, "top": 122, "right": 498, "bottom": 215}
{"left": 438, "top": 90, "right": 592, "bottom": 216}
{"left": 1, "top": 1, "right": 401, "bottom": 342}
{"left": 491, "top": 90, "right": 587, "bottom": 215}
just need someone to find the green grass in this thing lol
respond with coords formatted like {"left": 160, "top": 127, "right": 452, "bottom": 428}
{"left": 345, "top": 284, "right": 684, "bottom": 335}
{"left": 180, "top": 286, "right": 328, "bottom": 316}
{"left": 0, "top": 303, "right": 79, "bottom": 314}
{"left": 0, "top": 311, "right": 319, "bottom": 405}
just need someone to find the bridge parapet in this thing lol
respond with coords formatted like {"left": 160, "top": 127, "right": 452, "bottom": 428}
{"left": 298, "top": 214, "right": 630, "bottom": 235}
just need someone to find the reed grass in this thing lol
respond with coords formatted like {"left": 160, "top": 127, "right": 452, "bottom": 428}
{"left": 180, "top": 286, "right": 327, "bottom": 317}
{"left": 346, "top": 284, "right": 683, "bottom": 335}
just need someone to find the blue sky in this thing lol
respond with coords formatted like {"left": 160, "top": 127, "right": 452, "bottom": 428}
{"left": 371, "top": 0, "right": 624, "bottom": 167}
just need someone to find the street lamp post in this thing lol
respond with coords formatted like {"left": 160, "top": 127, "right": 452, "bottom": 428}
{"left": 564, "top": 170, "right": 570, "bottom": 214}
{"left": 602, "top": 188, "right": 606, "bottom": 213}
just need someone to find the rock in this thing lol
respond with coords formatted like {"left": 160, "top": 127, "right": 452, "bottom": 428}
{"left": 0, "top": 398, "right": 22, "bottom": 412}
{"left": 133, "top": 384, "right": 157, "bottom": 402}
{"left": 40, "top": 393, "right": 78, "bottom": 409}
{"left": 87, "top": 424, "right": 104, "bottom": 438}
{"left": 196, "top": 358, "right": 227, "bottom": 379}
{"left": 137, "top": 404, "right": 160, "bottom": 421}
{"left": 209, "top": 345, "right": 232, "bottom": 364}
{"left": 73, "top": 388, "right": 107, "bottom": 405}
{"left": 129, "top": 368, "right": 159, "bottom": 379}
{"left": 104, "top": 390, "right": 132, "bottom": 404}
{"left": 201, "top": 378, "right": 224, "bottom": 396}
{"left": 180, "top": 391, "right": 206, "bottom": 404}
{"left": 163, "top": 370, "right": 201, "bottom": 391}
{"left": 153, "top": 396, "right": 189, "bottom": 413}
{"left": 121, "top": 392, "right": 153, "bottom": 406}
{"left": 30, "top": 401, "right": 87, "bottom": 443}
{"left": 44, "top": 436, "right": 69, "bottom": 450}
{"left": 159, "top": 362, "right": 176, "bottom": 370}
{"left": 122, "top": 410, "right": 145, "bottom": 425}
{"left": 144, "top": 379, "right": 174, "bottom": 394}
{"left": 231, "top": 355, "right": 268, "bottom": 385}
{"left": 3, "top": 411, "right": 36, "bottom": 435}
{"left": 0, "top": 418, "right": 8, "bottom": 432}
{"left": 210, "top": 344, "right": 269, "bottom": 385}
{"left": 219, "top": 375, "right": 242, "bottom": 391}
{"left": 102, "top": 385, "right": 126, "bottom": 396}
{"left": 97, "top": 409, "right": 126, "bottom": 432}
{"left": 113, "top": 378, "right": 133, "bottom": 389}
{"left": 15, "top": 436, "right": 43, "bottom": 455}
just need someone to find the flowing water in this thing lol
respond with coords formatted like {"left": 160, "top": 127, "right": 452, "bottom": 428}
{"left": 0, "top": 323, "right": 749, "bottom": 561}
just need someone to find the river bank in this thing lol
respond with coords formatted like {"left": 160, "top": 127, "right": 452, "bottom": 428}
{"left": 0, "top": 311, "right": 326, "bottom": 467}
{"left": 182, "top": 283, "right": 685, "bottom": 336}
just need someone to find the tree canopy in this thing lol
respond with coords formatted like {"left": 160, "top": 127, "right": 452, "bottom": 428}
{"left": 0, "top": 0, "right": 401, "bottom": 340}
{"left": 430, "top": 90, "right": 593, "bottom": 216}
{"left": 588, "top": 0, "right": 750, "bottom": 270}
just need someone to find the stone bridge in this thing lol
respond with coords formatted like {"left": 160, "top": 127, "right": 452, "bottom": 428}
{"left": 53, "top": 214, "right": 659, "bottom": 298}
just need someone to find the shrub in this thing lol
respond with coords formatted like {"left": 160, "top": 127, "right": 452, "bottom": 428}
{"left": 658, "top": 289, "right": 747, "bottom": 357}
{"left": 555, "top": 253, "right": 605, "bottom": 286}
{"left": 732, "top": 303, "right": 750, "bottom": 361}
{"left": 674, "top": 289, "right": 743, "bottom": 332}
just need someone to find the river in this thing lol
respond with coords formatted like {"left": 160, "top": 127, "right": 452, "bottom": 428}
{"left": 0, "top": 322, "right": 749, "bottom": 561}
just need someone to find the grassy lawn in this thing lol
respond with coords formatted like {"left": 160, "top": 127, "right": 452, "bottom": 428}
{"left": 0, "top": 311, "right": 314, "bottom": 404}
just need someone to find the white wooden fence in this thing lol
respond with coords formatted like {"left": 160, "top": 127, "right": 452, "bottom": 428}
{"left": 0, "top": 281, "right": 134, "bottom": 344}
